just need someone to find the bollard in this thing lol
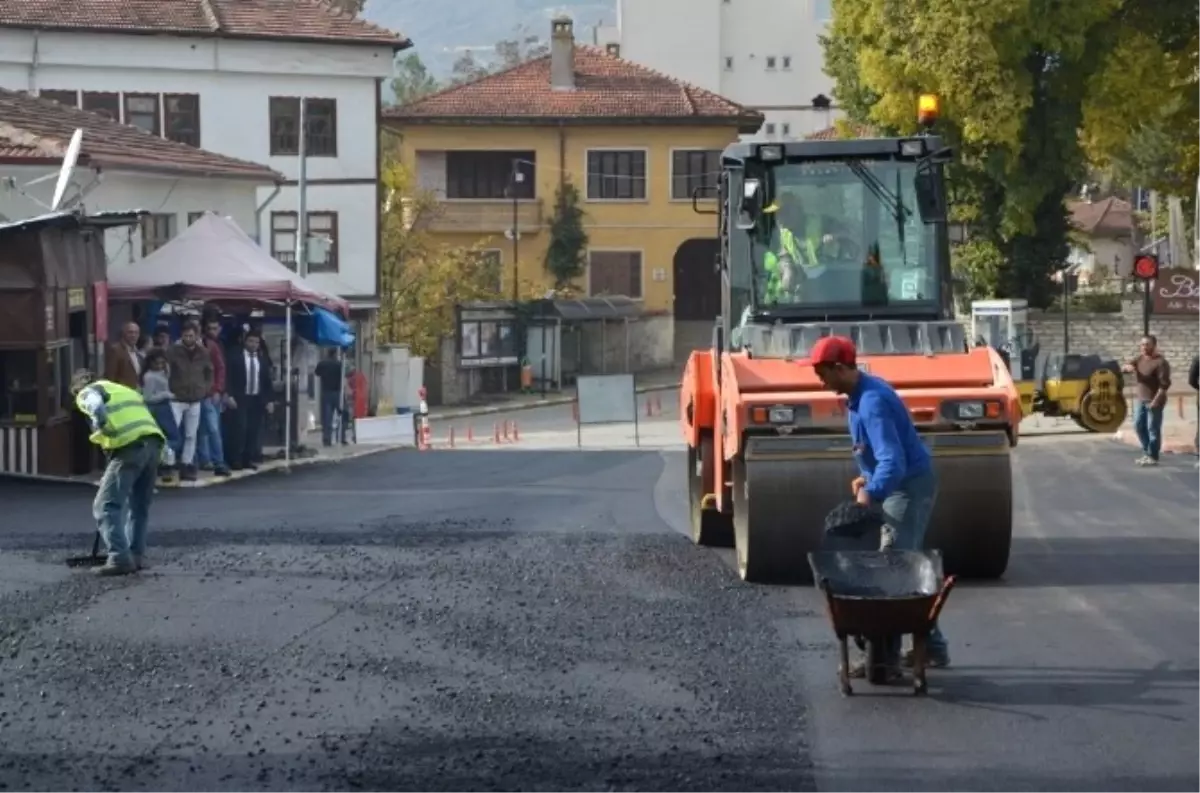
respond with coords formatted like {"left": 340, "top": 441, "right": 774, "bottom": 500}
{"left": 572, "top": 402, "right": 579, "bottom": 421}
{"left": 493, "top": 422, "right": 501, "bottom": 444}
{"left": 646, "top": 398, "right": 653, "bottom": 418}
{"left": 503, "top": 420, "right": 512, "bottom": 441}
{"left": 448, "top": 426, "right": 456, "bottom": 449}
{"left": 513, "top": 421, "right": 520, "bottom": 442}
{"left": 654, "top": 394, "right": 662, "bottom": 415}
{"left": 467, "top": 426, "right": 475, "bottom": 443}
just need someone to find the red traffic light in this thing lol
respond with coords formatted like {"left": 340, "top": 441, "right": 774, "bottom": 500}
{"left": 1133, "top": 254, "right": 1159, "bottom": 280}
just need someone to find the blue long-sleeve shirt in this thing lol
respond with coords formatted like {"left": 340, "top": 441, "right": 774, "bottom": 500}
{"left": 848, "top": 373, "right": 932, "bottom": 502}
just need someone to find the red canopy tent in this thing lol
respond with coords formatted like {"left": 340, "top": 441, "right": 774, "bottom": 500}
{"left": 107, "top": 211, "right": 347, "bottom": 314}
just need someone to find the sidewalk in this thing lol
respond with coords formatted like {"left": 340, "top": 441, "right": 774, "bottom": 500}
{"left": 428, "top": 367, "right": 681, "bottom": 421}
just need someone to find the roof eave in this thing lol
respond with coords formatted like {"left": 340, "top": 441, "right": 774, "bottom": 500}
{"left": 89, "top": 157, "right": 284, "bottom": 183}
{"left": 383, "top": 114, "right": 764, "bottom": 131}
{"left": 0, "top": 22, "right": 408, "bottom": 50}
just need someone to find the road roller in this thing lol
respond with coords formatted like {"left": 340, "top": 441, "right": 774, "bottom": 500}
{"left": 680, "top": 95, "right": 1022, "bottom": 585}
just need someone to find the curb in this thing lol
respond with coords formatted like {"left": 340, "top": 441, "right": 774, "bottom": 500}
{"left": 429, "top": 382, "right": 678, "bottom": 421}
{"left": 162, "top": 443, "right": 406, "bottom": 488}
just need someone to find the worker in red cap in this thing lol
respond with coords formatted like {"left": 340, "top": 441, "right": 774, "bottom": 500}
{"left": 810, "top": 335, "right": 949, "bottom": 677}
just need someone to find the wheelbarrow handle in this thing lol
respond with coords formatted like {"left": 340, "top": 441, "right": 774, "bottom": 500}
{"left": 928, "top": 575, "right": 957, "bottom": 623}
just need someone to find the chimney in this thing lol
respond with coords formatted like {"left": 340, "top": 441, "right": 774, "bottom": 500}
{"left": 550, "top": 16, "right": 575, "bottom": 90}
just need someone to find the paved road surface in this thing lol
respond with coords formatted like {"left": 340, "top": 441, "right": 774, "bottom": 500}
{"left": 0, "top": 394, "right": 1195, "bottom": 791}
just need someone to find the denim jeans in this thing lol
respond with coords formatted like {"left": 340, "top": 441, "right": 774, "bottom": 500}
{"left": 196, "top": 395, "right": 226, "bottom": 468}
{"left": 1133, "top": 399, "right": 1164, "bottom": 460}
{"left": 147, "top": 401, "right": 180, "bottom": 467}
{"left": 93, "top": 438, "right": 162, "bottom": 566}
{"left": 879, "top": 469, "right": 948, "bottom": 657}
{"left": 319, "top": 389, "right": 340, "bottom": 446}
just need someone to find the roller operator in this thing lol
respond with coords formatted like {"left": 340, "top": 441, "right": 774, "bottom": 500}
{"left": 809, "top": 335, "right": 951, "bottom": 677}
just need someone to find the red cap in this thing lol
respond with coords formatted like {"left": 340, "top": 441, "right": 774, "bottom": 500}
{"left": 810, "top": 335, "right": 857, "bottom": 367}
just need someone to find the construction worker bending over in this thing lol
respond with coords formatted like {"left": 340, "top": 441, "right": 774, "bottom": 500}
{"left": 72, "top": 369, "right": 166, "bottom": 576}
{"left": 809, "top": 336, "right": 950, "bottom": 678}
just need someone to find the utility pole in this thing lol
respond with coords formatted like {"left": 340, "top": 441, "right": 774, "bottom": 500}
{"left": 295, "top": 98, "right": 308, "bottom": 278}
{"left": 509, "top": 158, "right": 522, "bottom": 303}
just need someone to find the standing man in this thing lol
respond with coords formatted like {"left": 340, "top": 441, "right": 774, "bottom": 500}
{"left": 1122, "top": 335, "right": 1171, "bottom": 467}
{"left": 1188, "top": 353, "right": 1198, "bottom": 464}
{"left": 223, "top": 331, "right": 275, "bottom": 471}
{"left": 809, "top": 335, "right": 949, "bottom": 677}
{"left": 314, "top": 348, "right": 344, "bottom": 447}
{"left": 196, "top": 318, "right": 231, "bottom": 477}
{"left": 104, "top": 321, "right": 143, "bottom": 390}
{"left": 165, "top": 320, "right": 213, "bottom": 481}
{"left": 71, "top": 369, "right": 164, "bottom": 576}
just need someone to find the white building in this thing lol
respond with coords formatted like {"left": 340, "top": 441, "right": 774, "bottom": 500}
{"left": 607, "top": 0, "right": 842, "bottom": 139}
{"left": 0, "top": 87, "right": 281, "bottom": 271}
{"left": 0, "top": 0, "right": 411, "bottom": 335}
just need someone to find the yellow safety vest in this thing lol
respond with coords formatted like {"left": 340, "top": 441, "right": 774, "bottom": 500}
{"left": 77, "top": 380, "right": 166, "bottom": 451}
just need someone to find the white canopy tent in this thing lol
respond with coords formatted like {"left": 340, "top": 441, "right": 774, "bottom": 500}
{"left": 108, "top": 211, "right": 348, "bottom": 468}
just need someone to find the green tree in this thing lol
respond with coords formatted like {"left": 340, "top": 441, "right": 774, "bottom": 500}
{"left": 494, "top": 29, "right": 549, "bottom": 69}
{"left": 543, "top": 179, "right": 588, "bottom": 289}
{"left": 821, "top": 0, "right": 1183, "bottom": 307}
{"left": 449, "top": 50, "right": 492, "bottom": 85}
{"left": 390, "top": 53, "right": 441, "bottom": 106}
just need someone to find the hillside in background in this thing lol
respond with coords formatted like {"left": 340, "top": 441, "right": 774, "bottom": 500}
{"left": 363, "top": 0, "right": 615, "bottom": 78}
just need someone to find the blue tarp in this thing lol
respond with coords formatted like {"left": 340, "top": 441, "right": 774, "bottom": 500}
{"left": 292, "top": 307, "right": 356, "bottom": 348}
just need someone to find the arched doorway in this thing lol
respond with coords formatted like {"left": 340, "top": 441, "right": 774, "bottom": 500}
{"left": 672, "top": 238, "right": 720, "bottom": 360}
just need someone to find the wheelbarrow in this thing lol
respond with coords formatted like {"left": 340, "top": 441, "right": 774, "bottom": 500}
{"left": 807, "top": 549, "right": 956, "bottom": 696}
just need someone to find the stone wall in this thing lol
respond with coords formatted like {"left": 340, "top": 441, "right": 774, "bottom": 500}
{"left": 1027, "top": 299, "right": 1198, "bottom": 367}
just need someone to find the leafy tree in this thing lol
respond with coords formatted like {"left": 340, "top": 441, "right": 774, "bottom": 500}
{"left": 543, "top": 179, "right": 588, "bottom": 289}
{"left": 326, "top": 0, "right": 364, "bottom": 14}
{"left": 390, "top": 53, "right": 441, "bottom": 106}
{"left": 377, "top": 158, "right": 501, "bottom": 357}
{"left": 494, "top": 29, "right": 549, "bottom": 69}
{"left": 449, "top": 50, "right": 492, "bottom": 85}
{"left": 821, "top": 0, "right": 1190, "bottom": 307}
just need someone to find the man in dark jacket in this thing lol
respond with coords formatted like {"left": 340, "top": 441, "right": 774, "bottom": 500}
{"left": 223, "top": 331, "right": 275, "bottom": 471}
{"left": 810, "top": 335, "right": 948, "bottom": 677}
{"left": 1189, "top": 354, "right": 1198, "bottom": 461}
{"left": 1121, "top": 335, "right": 1171, "bottom": 467}
{"left": 165, "top": 320, "right": 213, "bottom": 481}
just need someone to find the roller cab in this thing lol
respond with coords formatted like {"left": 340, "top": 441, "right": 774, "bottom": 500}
{"left": 681, "top": 112, "right": 1018, "bottom": 585}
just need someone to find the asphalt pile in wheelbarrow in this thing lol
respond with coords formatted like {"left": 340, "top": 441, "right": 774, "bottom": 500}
{"left": 819, "top": 501, "right": 940, "bottom": 600}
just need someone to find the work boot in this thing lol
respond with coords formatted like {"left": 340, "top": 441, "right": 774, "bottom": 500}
{"left": 180, "top": 465, "right": 198, "bottom": 482}
{"left": 94, "top": 559, "right": 137, "bottom": 577}
{"left": 901, "top": 648, "right": 952, "bottom": 669}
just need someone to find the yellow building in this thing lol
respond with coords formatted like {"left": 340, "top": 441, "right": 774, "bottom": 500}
{"left": 383, "top": 17, "right": 761, "bottom": 367}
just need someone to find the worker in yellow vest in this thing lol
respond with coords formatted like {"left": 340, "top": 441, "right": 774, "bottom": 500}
{"left": 71, "top": 369, "right": 166, "bottom": 576}
{"left": 761, "top": 192, "right": 835, "bottom": 302}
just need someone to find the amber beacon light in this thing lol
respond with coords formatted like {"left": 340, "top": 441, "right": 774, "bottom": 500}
{"left": 917, "top": 93, "right": 940, "bottom": 127}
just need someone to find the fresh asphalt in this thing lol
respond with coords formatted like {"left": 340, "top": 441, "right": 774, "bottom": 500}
{"left": 0, "top": 396, "right": 1195, "bottom": 791}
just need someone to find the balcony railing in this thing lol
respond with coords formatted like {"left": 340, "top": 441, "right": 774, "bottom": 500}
{"left": 418, "top": 199, "right": 544, "bottom": 235}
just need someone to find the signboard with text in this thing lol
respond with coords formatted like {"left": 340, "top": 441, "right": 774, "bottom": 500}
{"left": 1152, "top": 269, "right": 1199, "bottom": 315}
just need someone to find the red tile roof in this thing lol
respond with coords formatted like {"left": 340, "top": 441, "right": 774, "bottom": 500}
{"left": 0, "top": 0, "right": 409, "bottom": 48}
{"left": 1068, "top": 196, "right": 1133, "bottom": 237}
{"left": 385, "top": 45, "right": 762, "bottom": 131}
{"left": 0, "top": 88, "right": 282, "bottom": 181}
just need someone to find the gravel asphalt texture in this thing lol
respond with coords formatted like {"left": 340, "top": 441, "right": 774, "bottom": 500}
{"left": 0, "top": 399, "right": 1195, "bottom": 791}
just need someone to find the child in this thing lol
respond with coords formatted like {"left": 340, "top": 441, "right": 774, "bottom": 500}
{"left": 141, "top": 349, "right": 182, "bottom": 481}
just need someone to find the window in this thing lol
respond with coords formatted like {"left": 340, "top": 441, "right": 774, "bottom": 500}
{"left": 0, "top": 351, "right": 39, "bottom": 421}
{"left": 781, "top": 123, "right": 791, "bottom": 136}
{"left": 766, "top": 56, "right": 777, "bottom": 70}
{"left": 124, "top": 94, "right": 160, "bottom": 135}
{"left": 586, "top": 150, "right": 646, "bottom": 200}
{"left": 270, "top": 212, "right": 339, "bottom": 272}
{"left": 764, "top": 123, "right": 776, "bottom": 135}
{"left": 164, "top": 94, "right": 200, "bottom": 146}
{"left": 271, "top": 213, "right": 298, "bottom": 267}
{"left": 671, "top": 149, "right": 721, "bottom": 201}
{"left": 446, "top": 151, "right": 536, "bottom": 199}
{"left": 38, "top": 90, "right": 78, "bottom": 107}
{"left": 141, "top": 213, "right": 176, "bottom": 257}
{"left": 82, "top": 91, "right": 120, "bottom": 121}
{"left": 588, "top": 250, "right": 643, "bottom": 298}
{"left": 724, "top": 56, "right": 734, "bottom": 70}
{"left": 782, "top": 56, "right": 792, "bottom": 70}
{"left": 187, "top": 212, "right": 212, "bottom": 226}
{"left": 269, "top": 97, "right": 338, "bottom": 156}
{"left": 306, "top": 212, "right": 339, "bottom": 273}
